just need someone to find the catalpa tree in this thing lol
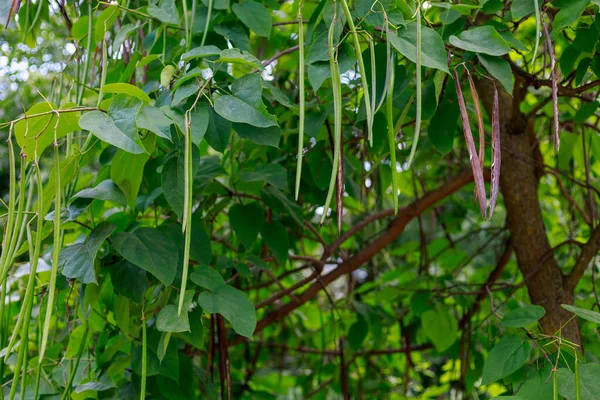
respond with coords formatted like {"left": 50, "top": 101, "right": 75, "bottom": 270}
{"left": 0, "top": 0, "right": 600, "bottom": 398}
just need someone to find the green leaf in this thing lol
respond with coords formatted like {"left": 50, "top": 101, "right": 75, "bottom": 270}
{"left": 79, "top": 111, "right": 145, "bottom": 154}
{"left": 478, "top": 54, "right": 514, "bottom": 94}
{"left": 232, "top": 0, "right": 272, "bottom": 38}
{"left": 95, "top": 5, "right": 119, "bottom": 42}
{"left": 14, "top": 102, "right": 81, "bottom": 160}
{"left": 190, "top": 265, "right": 226, "bottom": 291}
{"left": 218, "top": 48, "right": 264, "bottom": 70}
{"left": 197, "top": 285, "right": 257, "bottom": 337}
{"left": 552, "top": 0, "right": 589, "bottom": 38}
{"left": 136, "top": 106, "right": 173, "bottom": 140}
{"left": 190, "top": 219, "right": 212, "bottom": 265}
{"left": 148, "top": 0, "right": 180, "bottom": 25}
{"left": 102, "top": 83, "right": 152, "bottom": 104}
{"left": 557, "top": 363, "right": 600, "bottom": 400}
{"left": 233, "top": 123, "right": 281, "bottom": 147}
{"left": 389, "top": 23, "right": 449, "bottom": 73}
{"left": 60, "top": 222, "right": 116, "bottom": 284}
{"left": 260, "top": 221, "right": 289, "bottom": 265}
{"left": 110, "top": 260, "right": 148, "bottom": 303}
{"left": 161, "top": 149, "right": 200, "bottom": 218}
{"left": 214, "top": 95, "right": 278, "bottom": 128}
{"left": 73, "top": 180, "right": 128, "bottom": 207}
{"left": 111, "top": 147, "right": 151, "bottom": 207}
{"left": 511, "top": 0, "right": 538, "bottom": 19}
{"left": 421, "top": 306, "right": 458, "bottom": 352}
{"left": 183, "top": 309, "right": 204, "bottom": 349}
{"left": 428, "top": 80, "right": 459, "bottom": 155}
{"left": 157, "top": 303, "right": 191, "bottom": 333}
{"left": 112, "top": 22, "right": 140, "bottom": 57}
{"left": 562, "top": 304, "right": 600, "bottom": 324}
{"left": 172, "top": 83, "right": 199, "bottom": 106}
{"left": 65, "top": 324, "right": 88, "bottom": 358}
{"left": 348, "top": 315, "right": 369, "bottom": 351}
{"left": 190, "top": 103, "right": 210, "bottom": 146}
{"left": 239, "top": 164, "right": 287, "bottom": 190}
{"left": 449, "top": 26, "right": 511, "bottom": 56}
{"left": 181, "top": 45, "right": 222, "bottom": 61}
{"left": 260, "top": 186, "right": 304, "bottom": 226}
{"left": 228, "top": 202, "right": 265, "bottom": 248}
{"left": 205, "top": 106, "right": 232, "bottom": 152}
{"left": 574, "top": 101, "right": 599, "bottom": 123}
{"left": 500, "top": 305, "right": 545, "bottom": 328}
{"left": 111, "top": 228, "right": 179, "bottom": 286}
{"left": 481, "top": 335, "right": 531, "bottom": 384}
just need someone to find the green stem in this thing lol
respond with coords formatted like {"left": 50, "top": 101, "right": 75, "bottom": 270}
{"left": 140, "top": 310, "right": 147, "bottom": 400}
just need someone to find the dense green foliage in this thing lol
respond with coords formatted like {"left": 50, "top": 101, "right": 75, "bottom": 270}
{"left": 1, "top": 0, "right": 600, "bottom": 399}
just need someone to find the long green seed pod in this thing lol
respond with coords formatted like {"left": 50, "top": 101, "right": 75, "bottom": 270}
{"left": 531, "top": 0, "right": 540, "bottom": 67}
{"left": 200, "top": 0, "right": 213, "bottom": 48}
{"left": 140, "top": 311, "right": 147, "bottom": 400}
{"left": 386, "top": 52, "right": 399, "bottom": 215}
{"left": 178, "top": 113, "right": 193, "bottom": 315}
{"left": 0, "top": 130, "right": 17, "bottom": 283}
{"left": 182, "top": 0, "right": 190, "bottom": 52}
{"left": 60, "top": 325, "right": 89, "bottom": 400}
{"left": 2, "top": 159, "right": 28, "bottom": 284}
{"left": 7, "top": 166, "right": 43, "bottom": 400}
{"left": 39, "top": 140, "right": 61, "bottom": 363}
{"left": 294, "top": 2, "right": 305, "bottom": 201}
{"left": 407, "top": 5, "right": 422, "bottom": 168}
{"left": 320, "top": 4, "right": 342, "bottom": 226}
{"left": 340, "top": 0, "right": 372, "bottom": 146}
{"left": 76, "top": 0, "right": 93, "bottom": 105}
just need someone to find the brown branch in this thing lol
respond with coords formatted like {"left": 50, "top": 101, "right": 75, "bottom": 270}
{"left": 566, "top": 223, "right": 600, "bottom": 290}
{"left": 252, "top": 169, "right": 482, "bottom": 335}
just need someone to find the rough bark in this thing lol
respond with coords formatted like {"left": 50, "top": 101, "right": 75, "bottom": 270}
{"left": 476, "top": 77, "right": 581, "bottom": 344}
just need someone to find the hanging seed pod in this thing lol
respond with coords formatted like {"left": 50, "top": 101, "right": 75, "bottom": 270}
{"left": 294, "top": 2, "right": 306, "bottom": 201}
{"left": 454, "top": 69, "right": 487, "bottom": 218}
{"left": 489, "top": 86, "right": 501, "bottom": 218}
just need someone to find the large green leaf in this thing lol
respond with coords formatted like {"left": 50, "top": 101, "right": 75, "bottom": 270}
{"left": 389, "top": 23, "right": 449, "bottom": 73}
{"left": 79, "top": 111, "right": 145, "bottom": 154}
{"left": 111, "top": 228, "right": 179, "bottom": 286}
{"left": 558, "top": 363, "right": 600, "bottom": 400}
{"left": 190, "top": 265, "right": 226, "bottom": 291}
{"left": 14, "top": 102, "right": 81, "bottom": 160}
{"left": 156, "top": 292, "right": 194, "bottom": 333}
{"left": 190, "top": 103, "right": 210, "bottom": 146}
{"left": 214, "top": 95, "right": 278, "bottom": 128}
{"left": 552, "top": 0, "right": 589, "bottom": 38}
{"left": 102, "top": 83, "right": 152, "bottom": 104}
{"left": 478, "top": 54, "right": 514, "bottom": 94}
{"left": 232, "top": 0, "right": 271, "bottom": 38}
{"left": 562, "top": 304, "right": 600, "bottom": 324}
{"left": 481, "top": 335, "right": 531, "bottom": 384}
{"left": 110, "top": 141, "right": 152, "bottom": 207}
{"left": 239, "top": 164, "right": 287, "bottom": 190}
{"left": 197, "top": 285, "right": 257, "bottom": 337}
{"left": 260, "top": 221, "right": 289, "bottom": 266}
{"left": 148, "top": 0, "right": 180, "bottom": 25}
{"left": 60, "top": 222, "right": 117, "bottom": 284}
{"left": 228, "top": 202, "right": 265, "bottom": 248}
{"left": 110, "top": 260, "right": 148, "bottom": 303}
{"left": 421, "top": 306, "right": 458, "bottom": 352}
{"left": 500, "top": 305, "right": 545, "bottom": 328}
{"left": 205, "top": 106, "right": 232, "bottom": 152}
{"left": 449, "top": 26, "right": 511, "bottom": 56}
{"left": 428, "top": 81, "right": 459, "bottom": 155}
{"left": 73, "top": 180, "right": 128, "bottom": 207}
{"left": 136, "top": 106, "right": 173, "bottom": 140}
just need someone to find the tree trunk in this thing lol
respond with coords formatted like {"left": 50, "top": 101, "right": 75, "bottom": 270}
{"left": 476, "top": 78, "right": 581, "bottom": 344}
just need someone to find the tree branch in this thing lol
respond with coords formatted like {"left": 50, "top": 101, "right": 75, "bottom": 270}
{"left": 566, "top": 223, "right": 600, "bottom": 290}
{"left": 252, "top": 169, "right": 481, "bottom": 335}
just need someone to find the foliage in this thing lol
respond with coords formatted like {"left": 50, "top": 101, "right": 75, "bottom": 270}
{"left": 0, "top": 0, "right": 600, "bottom": 399}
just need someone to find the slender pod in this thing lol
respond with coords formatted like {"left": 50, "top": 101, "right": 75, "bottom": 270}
{"left": 454, "top": 69, "right": 487, "bottom": 217}
{"left": 375, "top": 14, "right": 392, "bottom": 114}
{"left": 320, "top": 1, "right": 342, "bottom": 227}
{"left": 178, "top": 113, "right": 193, "bottom": 315}
{"left": 531, "top": 0, "right": 541, "bottom": 67}
{"left": 294, "top": 2, "right": 305, "bottom": 200}
{"left": 386, "top": 51, "right": 399, "bottom": 214}
{"left": 340, "top": 0, "right": 373, "bottom": 146}
{"left": 200, "top": 0, "right": 213, "bottom": 47}
{"left": 489, "top": 86, "right": 501, "bottom": 218}
{"left": 39, "top": 118, "right": 62, "bottom": 363}
{"left": 182, "top": 0, "right": 190, "bottom": 52}
{"left": 0, "top": 127, "right": 17, "bottom": 283}
{"left": 141, "top": 310, "right": 147, "bottom": 400}
{"left": 369, "top": 38, "right": 377, "bottom": 122}
{"left": 407, "top": 5, "right": 422, "bottom": 168}
{"left": 466, "top": 71, "right": 485, "bottom": 172}
{"left": 60, "top": 325, "right": 89, "bottom": 400}
{"left": 541, "top": 17, "right": 559, "bottom": 153}
{"left": 77, "top": 0, "right": 93, "bottom": 105}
